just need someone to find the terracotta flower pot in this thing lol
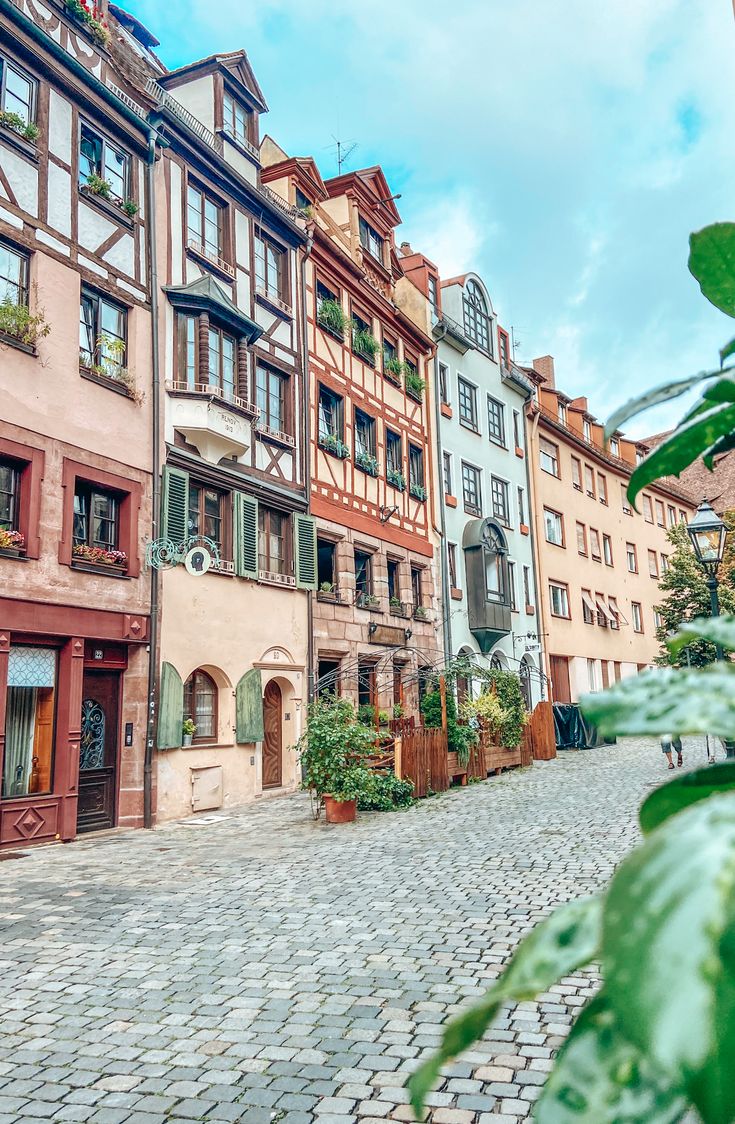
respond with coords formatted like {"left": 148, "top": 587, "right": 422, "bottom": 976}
{"left": 324, "top": 795, "right": 357, "bottom": 824}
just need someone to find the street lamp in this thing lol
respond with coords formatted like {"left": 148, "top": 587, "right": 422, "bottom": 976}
{"left": 686, "top": 500, "right": 732, "bottom": 758}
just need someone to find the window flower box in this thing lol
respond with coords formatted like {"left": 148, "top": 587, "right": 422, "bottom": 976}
{"left": 80, "top": 178, "right": 137, "bottom": 221}
{"left": 66, "top": 0, "right": 111, "bottom": 48}
{"left": 384, "top": 357, "right": 406, "bottom": 385}
{"left": 72, "top": 544, "right": 127, "bottom": 569}
{"left": 405, "top": 371, "right": 426, "bottom": 400}
{"left": 389, "top": 599, "right": 409, "bottom": 618}
{"left": 355, "top": 450, "right": 380, "bottom": 477}
{"left": 319, "top": 434, "right": 350, "bottom": 459}
{"left": 0, "top": 111, "right": 39, "bottom": 145}
{"left": 0, "top": 299, "right": 50, "bottom": 350}
{"left": 356, "top": 591, "right": 380, "bottom": 610}
{"left": 410, "top": 483, "right": 427, "bottom": 502}
{"left": 317, "top": 298, "right": 348, "bottom": 340}
{"left": 413, "top": 605, "right": 430, "bottom": 621}
{"left": 352, "top": 328, "right": 379, "bottom": 366}
{"left": 317, "top": 584, "right": 342, "bottom": 603}
{"left": 387, "top": 468, "right": 406, "bottom": 491}
{"left": 0, "top": 529, "right": 25, "bottom": 556}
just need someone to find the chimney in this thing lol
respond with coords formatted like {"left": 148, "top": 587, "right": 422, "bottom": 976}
{"left": 399, "top": 241, "right": 413, "bottom": 257}
{"left": 533, "top": 355, "right": 555, "bottom": 387}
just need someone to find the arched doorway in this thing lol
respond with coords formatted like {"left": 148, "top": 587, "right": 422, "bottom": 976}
{"left": 520, "top": 656, "right": 533, "bottom": 711}
{"left": 262, "top": 679, "right": 283, "bottom": 788}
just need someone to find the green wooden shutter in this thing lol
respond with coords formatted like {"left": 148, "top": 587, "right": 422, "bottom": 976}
{"left": 235, "top": 668, "right": 264, "bottom": 742}
{"left": 234, "top": 491, "right": 258, "bottom": 579}
{"left": 157, "top": 661, "right": 184, "bottom": 749}
{"left": 161, "top": 466, "right": 189, "bottom": 543}
{"left": 294, "top": 514, "right": 317, "bottom": 590}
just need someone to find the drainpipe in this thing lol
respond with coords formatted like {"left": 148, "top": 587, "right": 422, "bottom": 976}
{"left": 143, "top": 129, "right": 161, "bottom": 830}
{"left": 526, "top": 406, "right": 549, "bottom": 701}
{"left": 432, "top": 326, "right": 452, "bottom": 665}
{"left": 302, "top": 224, "right": 315, "bottom": 702}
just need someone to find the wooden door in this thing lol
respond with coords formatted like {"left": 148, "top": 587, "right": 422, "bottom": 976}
{"left": 601, "top": 661, "right": 610, "bottom": 688}
{"left": 550, "top": 655, "right": 571, "bottom": 704}
{"left": 77, "top": 670, "right": 120, "bottom": 833}
{"left": 262, "top": 680, "right": 282, "bottom": 788}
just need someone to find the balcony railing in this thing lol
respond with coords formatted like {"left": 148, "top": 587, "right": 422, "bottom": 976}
{"left": 166, "top": 380, "right": 259, "bottom": 417}
{"left": 256, "top": 421, "right": 295, "bottom": 448}
{"left": 147, "top": 80, "right": 224, "bottom": 155}
{"left": 254, "top": 285, "right": 293, "bottom": 317}
{"left": 186, "top": 238, "right": 235, "bottom": 278}
{"left": 259, "top": 569, "right": 296, "bottom": 587}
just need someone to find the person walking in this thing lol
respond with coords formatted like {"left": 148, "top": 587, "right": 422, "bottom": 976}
{"left": 661, "top": 734, "right": 683, "bottom": 770}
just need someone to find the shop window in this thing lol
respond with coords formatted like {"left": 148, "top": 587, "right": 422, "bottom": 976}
{"left": 2, "top": 646, "right": 56, "bottom": 799}
{"left": 183, "top": 669, "right": 217, "bottom": 743}
{"left": 79, "top": 122, "right": 129, "bottom": 200}
{"left": 187, "top": 183, "right": 224, "bottom": 260}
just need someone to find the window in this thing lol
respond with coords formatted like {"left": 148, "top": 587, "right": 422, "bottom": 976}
{"left": 207, "top": 325, "right": 236, "bottom": 398}
{"left": 354, "top": 409, "right": 376, "bottom": 459}
{"left": 223, "top": 92, "right": 251, "bottom": 147}
{"left": 317, "top": 539, "right": 336, "bottom": 589}
{"left": 517, "top": 486, "right": 526, "bottom": 525}
{"left": 499, "top": 329, "right": 510, "bottom": 369}
{"left": 598, "top": 474, "right": 608, "bottom": 504}
{"left": 508, "top": 560, "right": 517, "bottom": 611}
{"left": 540, "top": 438, "right": 559, "bottom": 477}
{"left": 0, "top": 458, "right": 20, "bottom": 533}
{"left": 513, "top": 410, "right": 522, "bottom": 450}
{"left": 648, "top": 549, "right": 659, "bottom": 578}
{"left": 427, "top": 275, "right": 438, "bottom": 310}
{"left": 354, "top": 549, "right": 372, "bottom": 599}
{"left": 667, "top": 505, "right": 677, "bottom": 528}
{"left": 443, "top": 451, "right": 453, "bottom": 494}
{"left": 549, "top": 581, "right": 570, "bottom": 618}
{"left": 463, "top": 279, "right": 492, "bottom": 354}
{"left": 448, "top": 543, "right": 458, "bottom": 589}
{"left": 79, "top": 289, "right": 127, "bottom": 377}
{"left": 576, "top": 521, "right": 587, "bottom": 555}
{"left": 316, "top": 279, "right": 341, "bottom": 333}
{"left": 438, "top": 362, "right": 449, "bottom": 404}
{"left": 411, "top": 565, "right": 423, "bottom": 608}
{"left": 256, "top": 364, "right": 288, "bottom": 434}
{"left": 610, "top": 436, "right": 620, "bottom": 457}
{"left": 258, "top": 506, "right": 289, "bottom": 576}
{"left": 654, "top": 499, "right": 665, "bottom": 527}
{"left": 595, "top": 593, "right": 609, "bottom": 629}
{"left": 382, "top": 335, "right": 397, "bottom": 372}
{"left": 661, "top": 553, "right": 669, "bottom": 574}
{"left": 523, "top": 565, "right": 532, "bottom": 609}
{"left": 318, "top": 385, "right": 343, "bottom": 443}
{"left": 357, "top": 658, "right": 376, "bottom": 707}
{"left": 2, "top": 646, "right": 57, "bottom": 799}
{"left": 184, "top": 669, "right": 217, "bottom": 743}
{"left": 358, "top": 216, "right": 383, "bottom": 262}
{"left": 409, "top": 444, "right": 424, "bottom": 491}
{"left": 458, "top": 377, "right": 478, "bottom": 431}
{"left": 0, "top": 240, "right": 28, "bottom": 309}
{"left": 386, "top": 430, "right": 402, "bottom": 477}
{"left": 484, "top": 535, "right": 506, "bottom": 604}
{"left": 188, "top": 482, "right": 226, "bottom": 555}
{"left": 571, "top": 456, "right": 582, "bottom": 490}
{"left": 255, "top": 231, "right": 287, "bottom": 303}
{"left": 583, "top": 418, "right": 592, "bottom": 441}
{"left": 491, "top": 477, "right": 510, "bottom": 526}
{"left": 590, "top": 528, "right": 601, "bottom": 562}
{"left": 387, "top": 558, "right": 400, "bottom": 603}
{"left": 587, "top": 659, "right": 599, "bottom": 692}
{"left": 603, "top": 534, "right": 613, "bottom": 566}
{"left": 79, "top": 123, "right": 128, "bottom": 200}
{"left": 608, "top": 596, "right": 621, "bottom": 630}
{"left": 632, "top": 601, "right": 643, "bottom": 633}
{"left": 584, "top": 464, "right": 595, "bottom": 497}
{"left": 679, "top": 509, "right": 688, "bottom": 523}
{"left": 317, "top": 658, "right": 341, "bottom": 698}
{"left": 351, "top": 309, "right": 375, "bottom": 363}
{"left": 621, "top": 483, "right": 632, "bottom": 515}
{"left": 626, "top": 542, "right": 638, "bottom": 573}
{"left": 73, "top": 482, "right": 120, "bottom": 554}
{"left": 643, "top": 494, "right": 654, "bottom": 523}
{"left": 636, "top": 449, "right": 645, "bottom": 465}
{"left": 0, "top": 57, "right": 35, "bottom": 125}
{"left": 295, "top": 186, "right": 312, "bottom": 213}
{"left": 654, "top": 609, "right": 664, "bottom": 630}
{"left": 461, "top": 462, "right": 482, "bottom": 516}
{"left": 487, "top": 397, "right": 506, "bottom": 446}
{"left": 582, "top": 588, "right": 595, "bottom": 625}
{"left": 558, "top": 401, "right": 567, "bottom": 423}
{"left": 187, "top": 184, "right": 223, "bottom": 260}
{"left": 544, "top": 508, "right": 564, "bottom": 546}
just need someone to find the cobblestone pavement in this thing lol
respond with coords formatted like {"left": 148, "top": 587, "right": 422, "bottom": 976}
{"left": 0, "top": 736, "right": 717, "bottom": 1124}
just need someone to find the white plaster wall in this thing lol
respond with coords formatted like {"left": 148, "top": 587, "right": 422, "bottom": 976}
{"left": 47, "top": 163, "right": 71, "bottom": 238}
{"left": 78, "top": 201, "right": 115, "bottom": 251}
{"left": 169, "top": 161, "right": 183, "bottom": 285}
{"left": 223, "top": 139, "right": 258, "bottom": 187}
{"left": 171, "top": 76, "right": 215, "bottom": 134}
{"left": 103, "top": 232, "right": 136, "bottom": 276}
{"left": 0, "top": 144, "right": 38, "bottom": 217}
{"left": 47, "top": 89, "right": 72, "bottom": 164}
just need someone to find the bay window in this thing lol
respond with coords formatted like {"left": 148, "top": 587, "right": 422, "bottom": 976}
{"left": 207, "top": 325, "right": 236, "bottom": 399}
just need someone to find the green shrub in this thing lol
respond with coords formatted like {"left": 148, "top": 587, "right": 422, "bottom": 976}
{"left": 357, "top": 772, "right": 415, "bottom": 811}
{"left": 421, "top": 683, "right": 477, "bottom": 766}
{"left": 298, "top": 697, "right": 375, "bottom": 803}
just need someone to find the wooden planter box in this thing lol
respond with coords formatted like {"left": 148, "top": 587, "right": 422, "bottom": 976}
{"left": 483, "top": 741, "right": 522, "bottom": 773}
{"left": 447, "top": 751, "right": 468, "bottom": 785}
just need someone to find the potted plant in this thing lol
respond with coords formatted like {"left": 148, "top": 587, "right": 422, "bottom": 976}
{"left": 121, "top": 199, "right": 138, "bottom": 219}
{"left": 0, "top": 110, "right": 39, "bottom": 143}
{"left": 320, "top": 581, "right": 333, "bottom": 593}
{"left": 352, "top": 327, "right": 379, "bottom": 364}
{"left": 357, "top": 591, "right": 379, "bottom": 609}
{"left": 410, "top": 483, "right": 427, "bottom": 502}
{"left": 72, "top": 544, "right": 128, "bottom": 568}
{"left": 0, "top": 294, "right": 50, "bottom": 349}
{"left": 319, "top": 432, "right": 350, "bottom": 459}
{"left": 387, "top": 468, "right": 406, "bottom": 491}
{"left": 0, "top": 528, "right": 24, "bottom": 555}
{"left": 182, "top": 718, "right": 196, "bottom": 747}
{"left": 389, "top": 595, "right": 403, "bottom": 614}
{"left": 355, "top": 450, "right": 380, "bottom": 476}
{"left": 317, "top": 298, "right": 348, "bottom": 338}
{"left": 414, "top": 605, "right": 430, "bottom": 621}
{"left": 405, "top": 369, "right": 426, "bottom": 399}
{"left": 66, "top": 0, "right": 111, "bottom": 48}
{"left": 298, "top": 698, "right": 374, "bottom": 824}
{"left": 384, "top": 356, "right": 406, "bottom": 383}
{"left": 84, "top": 172, "right": 113, "bottom": 200}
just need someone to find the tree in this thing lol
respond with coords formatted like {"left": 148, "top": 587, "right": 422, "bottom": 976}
{"left": 654, "top": 512, "right": 735, "bottom": 666}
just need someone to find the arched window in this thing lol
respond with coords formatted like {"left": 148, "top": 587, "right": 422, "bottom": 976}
{"left": 463, "top": 280, "right": 492, "bottom": 355}
{"left": 490, "top": 653, "right": 504, "bottom": 671}
{"left": 520, "top": 656, "right": 533, "bottom": 710}
{"left": 184, "top": 669, "right": 217, "bottom": 743}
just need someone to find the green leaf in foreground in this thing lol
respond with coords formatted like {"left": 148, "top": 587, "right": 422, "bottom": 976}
{"left": 668, "top": 614, "right": 735, "bottom": 656}
{"left": 604, "top": 793, "right": 735, "bottom": 1124}
{"left": 407, "top": 896, "right": 601, "bottom": 1116}
{"left": 581, "top": 664, "right": 735, "bottom": 739}
{"left": 689, "top": 222, "right": 735, "bottom": 318}
{"left": 533, "top": 994, "right": 687, "bottom": 1123}
{"left": 721, "top": 337, "right": 735, "bottom": 366}
{"left": 627, "top": 400, "right": 735, "bottom": 507}
{"left": 603, "top": 368, "right": 721, "bottom": 442}
{"left": 639, "top": 763, "right": 735, "bottom": 835}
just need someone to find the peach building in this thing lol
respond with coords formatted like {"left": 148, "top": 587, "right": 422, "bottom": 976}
{"left": 525, "top": 356, "right": 696, "bottom": 703}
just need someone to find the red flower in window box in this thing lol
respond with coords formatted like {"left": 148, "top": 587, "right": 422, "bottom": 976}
{"left": 72, "top": 544, "right": 127, "bottom": 568}
{"left": 0, "top": 528, "right": 25, "bottom": 553}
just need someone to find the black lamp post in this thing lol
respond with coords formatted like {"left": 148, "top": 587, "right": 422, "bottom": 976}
{"left": 686, "top": 500, "right": 732, "bottom": 757}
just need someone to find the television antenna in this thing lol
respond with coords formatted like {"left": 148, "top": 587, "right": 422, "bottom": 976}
{"left": 511, "top": 325, "right": 524, "bottom": 360}
{"left": 328, "top": 135, "right": 358, "bottom": 175}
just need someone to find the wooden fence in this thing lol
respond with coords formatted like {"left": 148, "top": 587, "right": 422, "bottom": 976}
{"left": 396, "top": 728, "right": 449, "bottom": 798}
{"left": 526, "top": 700, "right": 556, "bottom": 761}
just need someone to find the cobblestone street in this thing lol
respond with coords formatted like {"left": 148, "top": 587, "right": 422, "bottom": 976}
{"left": 0, "top": 737, "right": 714, "bottom": 1124}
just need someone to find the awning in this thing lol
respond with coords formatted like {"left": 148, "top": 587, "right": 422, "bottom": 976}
{"left": 595, "top": 597, "right": 617, "bottom": 625}
{"left": 610, "top": 602, "right": 629, "bottom": 625}
{"left": 581, "top": 591, "right": 597, "bottom": 615}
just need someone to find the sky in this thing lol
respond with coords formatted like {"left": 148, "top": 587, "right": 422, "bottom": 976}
{"left": 128, "top": 0, "right": 735, "bottom": 436}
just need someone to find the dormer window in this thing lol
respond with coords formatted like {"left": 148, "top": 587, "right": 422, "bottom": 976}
{"left": 583, "top": 418, "right": 591, "bottom": 441}
{"left": 427, "top": 275, "right": 438, "bottom": 310}
{"left": 358, "top": 216, "right": 383, "bottom": 263}
{"left": 79, "top": 123, "right": 128, "bottom": 200}
{"left": 463, "top": 280, "right": 492, "bottom": 355}
{"left": 557, "top": 401, "right": 567, "bottom": 423}
{"left": 295, "top": 187, "right": 312, "bottom": 213}
{"left": 187, "top": 184, "right": 224, "bottom": 262}
{"left": 223, "top": 91, "right": 252, "bottom": 148}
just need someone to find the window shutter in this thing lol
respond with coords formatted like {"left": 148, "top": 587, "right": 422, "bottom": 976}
{"left": 235, "top": 668, "right": 264, "bottom": 742}
{"left": 234, "top": 492, "right": 258, "bottom": 579}
{"left": 162, "top": 466, "right": 189, "bottom": 543}
{"left": 157, "top": 661, "right": 184, "bottom": 749}
{"left": 294, "top": 514, "right": 317, "bottom": 590}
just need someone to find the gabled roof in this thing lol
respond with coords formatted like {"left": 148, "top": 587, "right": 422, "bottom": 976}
{"left": 324, "top": 166, "right": 402, "bottom": 227}
{"left": 161, "top": 51, "right": 268, "bottom": 114}
{"left": 260, "top": 147, "right": 328, "bottom": 202}
{"left": 164, "top": 274, "right": 262, "bottom": 341}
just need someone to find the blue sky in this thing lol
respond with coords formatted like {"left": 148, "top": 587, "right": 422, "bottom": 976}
{"left": 128, "top": 0, "right": 735, "bottom": 435}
